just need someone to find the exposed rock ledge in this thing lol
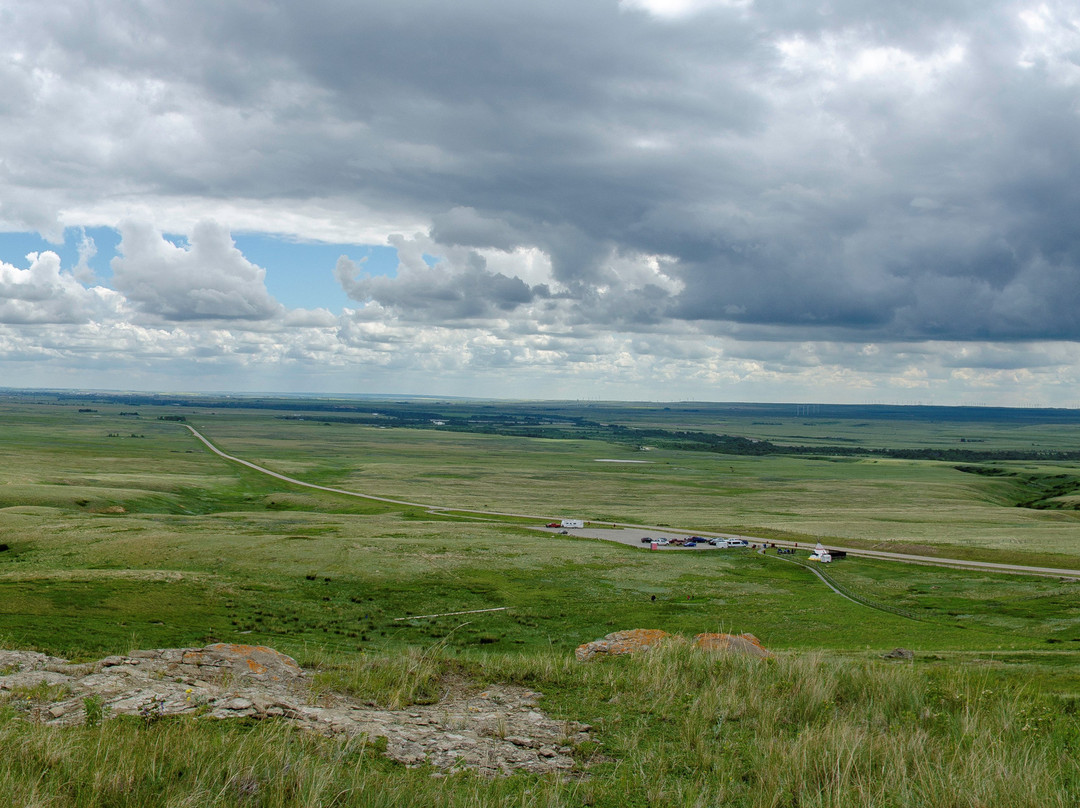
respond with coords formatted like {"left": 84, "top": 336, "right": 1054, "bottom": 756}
{"left": 0, "top": 644, "right": 589, "bottom": 777}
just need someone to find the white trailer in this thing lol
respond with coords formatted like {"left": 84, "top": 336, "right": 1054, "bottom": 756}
{"left": 560, "top": 519, "right": 585, "bottom": 529}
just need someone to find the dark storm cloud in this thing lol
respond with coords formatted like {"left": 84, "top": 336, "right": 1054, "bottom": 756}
{"left": 334, "top": 233, "right": 548, "bottom": 323}
{"left": 4, "top": 0, "right": 1080, "bottom": 342}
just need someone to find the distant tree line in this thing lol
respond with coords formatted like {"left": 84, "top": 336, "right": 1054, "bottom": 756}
{"left": 11, "top": 389, "right": 1079, "bottom": 463}
{"left": 276, "top": 414, "right": 1080, "bottom": 462}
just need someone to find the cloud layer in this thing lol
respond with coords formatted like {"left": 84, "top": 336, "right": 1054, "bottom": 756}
{"left": 1, "top": 0, "right": 1079, "bottom": 401}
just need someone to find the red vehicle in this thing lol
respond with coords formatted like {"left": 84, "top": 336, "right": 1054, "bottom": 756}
{"left": 546, "top": 522, "right": 561, "bottom": 528}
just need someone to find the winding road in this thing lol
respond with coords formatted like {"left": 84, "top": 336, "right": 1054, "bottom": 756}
{"left": 183, "top": 424, "right": 1080, "bottom": 581}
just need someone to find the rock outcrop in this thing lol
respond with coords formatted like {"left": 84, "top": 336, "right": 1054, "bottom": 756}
{"left": 575, "top": 629, "right": 673, "bottom": 661}
{"left": 693, "top": 633, "right": 772, "bottom": 658}
{"left": 882, "top": 647, "right": 915, "bottom": 660}
{"left": 576, "top": 629, "right": 772, "bottom": 661}
{"left": 0, "top": 645, "right": 588, "bottom": 777}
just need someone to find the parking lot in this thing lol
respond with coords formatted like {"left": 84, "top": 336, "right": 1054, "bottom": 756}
{"left": 539, "top": 525, "right": 758, "bottom": 549}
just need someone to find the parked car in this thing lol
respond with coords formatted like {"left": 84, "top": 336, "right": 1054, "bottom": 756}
{"left": 708, "top": 538, "right": 724, "bottom": 547}
{"left": 640, "top": 536, "right": 653, "bottom": 544}
{"left": 684, "top": 541, "right": 698, "bottom": 548}
{"left": 727, "top": 539, "right": 749, "bottom": 548}
{"left": 655, "top": 538, "right": 670, "bottom": 546}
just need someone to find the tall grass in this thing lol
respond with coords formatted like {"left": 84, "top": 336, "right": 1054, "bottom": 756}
{"left": 2, "top": 647, "right": 1078, "bottom": 806}
{"left": 0, "top": 705, "right": 576, "bottom": 807}
{"left": 591, "top": 646, "right": 1080, "bottom": 807}
{"left": 308, "top": 644, "right": 452, "bottom": 708}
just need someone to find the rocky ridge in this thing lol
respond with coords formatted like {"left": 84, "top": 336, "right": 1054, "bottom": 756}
{"left": 0, "top": 644, "right": 589, "bottom": 777}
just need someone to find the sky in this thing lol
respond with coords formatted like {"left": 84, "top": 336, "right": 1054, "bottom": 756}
{"left": 1, "top": 0, "right": 1079, "bottom": 406}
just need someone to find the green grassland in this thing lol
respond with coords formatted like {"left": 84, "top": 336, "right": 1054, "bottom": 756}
{"left": 179, "top": 408, "right": 1080, "bottom": 560}
{"left": 11, "top": 497, "right": 1076, "bottom": 660}
{"left": 0, "top": 394, "right": 1078, "bottom": 658}
{"left": 2, "top": 393, "right": 1080, "bottom": 805}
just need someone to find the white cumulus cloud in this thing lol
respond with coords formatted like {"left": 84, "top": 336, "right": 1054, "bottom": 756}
{"left": 111, "top": 220, "right": 283, "bottom": 321}
{"left": 0, "top": 250, "right": 122, "bottom": 324}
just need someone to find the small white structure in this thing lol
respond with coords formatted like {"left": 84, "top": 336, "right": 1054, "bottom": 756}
{"left": 808, "top": 542, "right": 832, "bottom": 563}
{"left": 560, "top": 519, "right": 584, "bottom": 529}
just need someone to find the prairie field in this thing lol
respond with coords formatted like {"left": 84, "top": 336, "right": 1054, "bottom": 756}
{"left": 1, "top": 392, "right": 1080, "bottom": 805}
{"left": 188, "top": 406, "right": 1080, "bottom": 560}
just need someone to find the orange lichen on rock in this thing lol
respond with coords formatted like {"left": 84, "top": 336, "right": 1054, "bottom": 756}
{"left": 693, "top": 633, "right": 772, "bottom": 658}
{"left": 202, "top": 644, "right": 302, "bottom": 681}
{"left": 575, "top": 629, "right": 672, "bottom": 661}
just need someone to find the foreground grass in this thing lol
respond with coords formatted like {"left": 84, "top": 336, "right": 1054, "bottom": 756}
{"left": 2, "top": 645, "right": 1078, "bottom": 807}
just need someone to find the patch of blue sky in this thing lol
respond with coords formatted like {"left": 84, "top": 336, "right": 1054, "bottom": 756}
{"left": 231, "top": 234, "right": 399, "bottom": 313}
{"left": 161, "top": 233, "right": 189, "bottom": 249}
{"left": 0, "top": 227, "right": 120, "bottom": 281}
{"left": 0, "top": 228, "right": 400, "bottom": 314}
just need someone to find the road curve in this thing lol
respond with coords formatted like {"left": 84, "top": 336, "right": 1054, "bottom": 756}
{"left": 764, "top": 548, "right": 864, "bottom": 606}
{"left": 183, "top": 424, "right": 435, "bottom": 510}
{"left": 182, "top": 424, "right": 1080, "bottom": 580}
{"left": 183, "top": 424, "right": 562, "bottom": 520}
